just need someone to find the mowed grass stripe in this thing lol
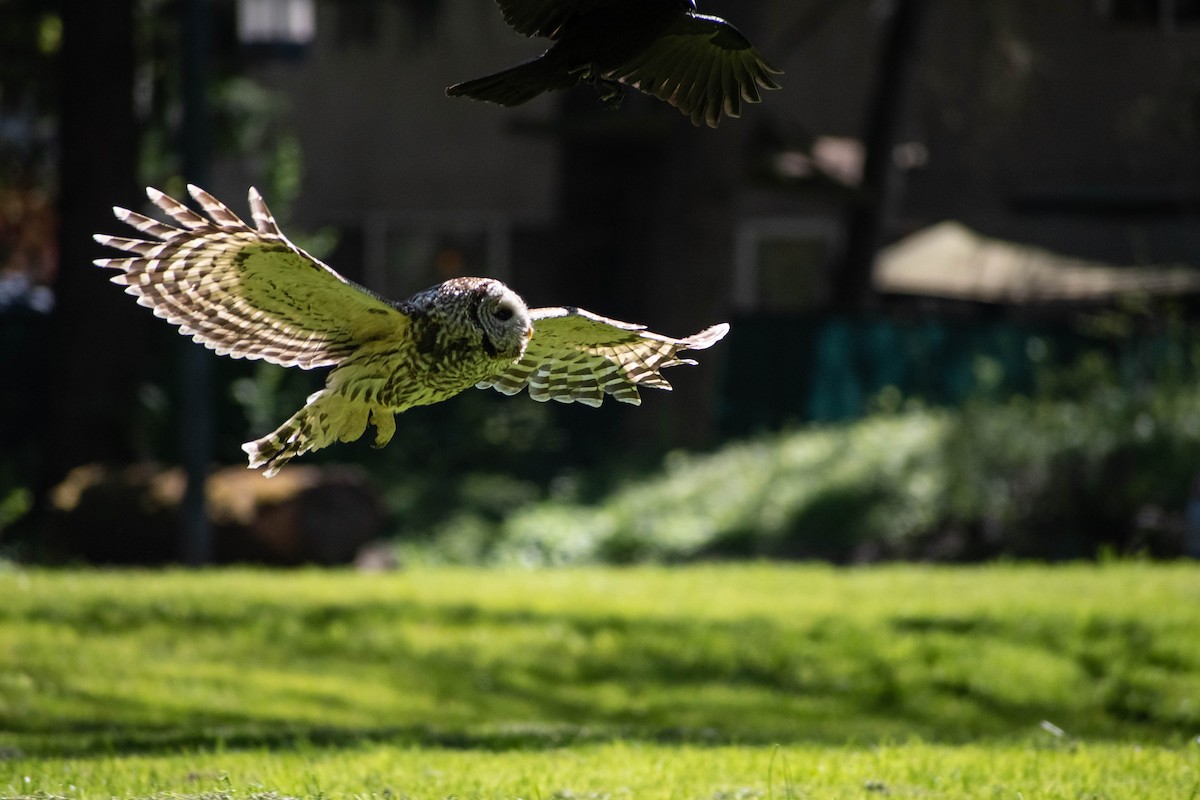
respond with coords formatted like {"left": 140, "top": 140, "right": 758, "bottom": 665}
{"left": 0, "top": 563, "right": 1197, "bottom": 797}
{"left": 4, "top": 740, "right": 1198, "bottom": 800}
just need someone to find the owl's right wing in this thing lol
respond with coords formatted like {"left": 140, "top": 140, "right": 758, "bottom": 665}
{"left": 94, "top": 185, "right": 407, "bottom": 369}
{"left": 476, "top": 306, "right": 729, "bottom": 406}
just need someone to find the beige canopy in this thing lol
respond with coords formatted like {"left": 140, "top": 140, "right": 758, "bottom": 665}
{"left": 874, "top": 221, "right": 1200, "bottom": 303}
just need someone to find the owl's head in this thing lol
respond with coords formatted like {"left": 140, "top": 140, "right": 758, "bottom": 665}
{"left": 405, "top": 277, "right": 533, "bottom": 363}
{"left": 468, "top": 278, "right": 533, "bottom": 361}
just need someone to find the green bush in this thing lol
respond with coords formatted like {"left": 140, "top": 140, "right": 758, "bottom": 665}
{"left": 416, "top": 351, "right": 1200, "bottom": 565}
{"left": 941, "top": 362, "right": 1200, "bottom": 559}
{"left": 489, "top": 411, "right": 947, "bottom": 564}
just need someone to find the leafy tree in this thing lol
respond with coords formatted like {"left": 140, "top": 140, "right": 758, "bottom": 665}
{"left": 42, "top": 0, "right": 144, "bottom": 495}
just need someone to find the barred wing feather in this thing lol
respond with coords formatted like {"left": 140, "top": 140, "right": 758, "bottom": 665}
{"left": 477, "top": 306, "right": 729, "bottom": 406}
{"left": 93, "top": 185, "right": 406, "bottom": 369}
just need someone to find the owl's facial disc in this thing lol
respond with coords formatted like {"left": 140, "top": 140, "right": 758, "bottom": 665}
{"left": 477, "top": 284, "right": 532, "bottom": 360}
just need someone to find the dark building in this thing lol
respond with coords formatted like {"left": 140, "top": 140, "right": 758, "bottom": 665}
{"left": 215, "top": 0, "right": 1200, "bottom": 434}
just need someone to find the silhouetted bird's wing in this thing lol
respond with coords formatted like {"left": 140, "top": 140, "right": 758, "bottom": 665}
{"left": 494, "top": 0, "right": 615, "bottom": 39}
{"left": 607, "top": 12, "right": 782, "bottom": 128}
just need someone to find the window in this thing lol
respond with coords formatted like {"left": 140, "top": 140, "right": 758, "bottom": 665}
{"left": 358, "top": 211, "right": 516, "bottom": 301}
{"left": 732, "top": 218, "right": 843, "bottom": 313}
{"left": 1097, "top": 0, "right": 1200, "bottom": 30}
{"left": 333, "top": 1, "right": 381, "bottom": 49}
{"left": 237, "top": 0, "right": 315, "bottom": 57}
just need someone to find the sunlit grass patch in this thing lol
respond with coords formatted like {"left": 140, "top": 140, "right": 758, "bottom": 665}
{"left": 0, "top": 563, "right": 1197, "bottom": 796}
{"left": 4, "top": 739, "right": 1198, "bottom": 800}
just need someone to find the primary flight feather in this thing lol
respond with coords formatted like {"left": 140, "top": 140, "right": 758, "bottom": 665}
{"left": 95, "top": 185, "right": 729, "bottom": 476}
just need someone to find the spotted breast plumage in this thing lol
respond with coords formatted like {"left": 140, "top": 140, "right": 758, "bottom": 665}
{"left": 94, "top": 185, "right": 729, "bottom": 476}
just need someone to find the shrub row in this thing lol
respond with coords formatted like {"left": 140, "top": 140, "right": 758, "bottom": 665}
{"left": 412, "top": 375, "right": 1200, "bottom": 565}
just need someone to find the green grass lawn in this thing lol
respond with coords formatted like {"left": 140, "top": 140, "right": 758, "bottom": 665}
{"left": 1, "top": 563, "right": 1197, "bottom": 798}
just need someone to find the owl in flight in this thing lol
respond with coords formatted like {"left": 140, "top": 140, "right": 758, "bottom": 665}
{"left": 94, "top": 185, "right": 729, "bottom": 476}
{"left": 447, "top": 0, "right": 782, "bottom": 128}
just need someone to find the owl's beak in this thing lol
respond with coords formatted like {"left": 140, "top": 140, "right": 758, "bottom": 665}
{"left": 525, "top": 327, "right": 534, "bottom": 341}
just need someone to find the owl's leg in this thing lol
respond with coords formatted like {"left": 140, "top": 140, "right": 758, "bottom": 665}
{"left": 242, "top": 387, "right": 372, "bottom": 477}
{"left": 369, "top": 407, "right": 396, "bottom": 449}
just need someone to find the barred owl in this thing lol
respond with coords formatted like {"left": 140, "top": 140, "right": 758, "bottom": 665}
{"left": 94, "top": 185, "right": 729, "bottom": 476}
{"left": 446, "top": 0, "right": 781, "bottom": 128}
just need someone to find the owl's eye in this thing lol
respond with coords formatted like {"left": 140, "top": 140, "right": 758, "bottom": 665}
{"left": 493, "top": 305, "right": 514, "bottom": 321}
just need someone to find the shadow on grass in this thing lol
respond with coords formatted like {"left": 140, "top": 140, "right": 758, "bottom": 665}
{"left": 3, "top": 597, "right": 1196, "bottom": 759}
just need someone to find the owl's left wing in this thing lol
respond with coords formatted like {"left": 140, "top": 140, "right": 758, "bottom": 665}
{"left": 476, "top": 306, "right": 729, "bottom": 406}
{"left": 606, "top": 12, "right": 782, "bottom": 128}
{"left": 94, "top": 185, "right": 407, "bottom": 369}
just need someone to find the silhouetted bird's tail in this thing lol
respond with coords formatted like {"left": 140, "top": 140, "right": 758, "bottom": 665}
{"left": 447, "top": 56, "right": 574, "bottom": 107}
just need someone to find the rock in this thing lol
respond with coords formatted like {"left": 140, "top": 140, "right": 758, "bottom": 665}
{"left": 46, "top": 463, "right": 386, "bottom": 566}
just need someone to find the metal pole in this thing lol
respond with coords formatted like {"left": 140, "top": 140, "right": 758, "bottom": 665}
{"left": 179, "top": 0, "right": 214, "bottom": 565}
{"left": 832, "top": 0, "right": 928, "bottom": 312}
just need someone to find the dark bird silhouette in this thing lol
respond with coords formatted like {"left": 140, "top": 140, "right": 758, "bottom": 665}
{"left": 446, "top": 0, "right": 782, "bottom": 128}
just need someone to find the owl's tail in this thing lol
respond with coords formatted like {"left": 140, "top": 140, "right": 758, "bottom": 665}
{"left": 242, "top": 389, "right": 397, "bottom": 477}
